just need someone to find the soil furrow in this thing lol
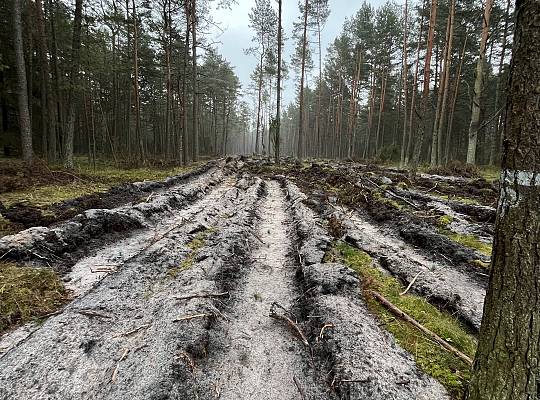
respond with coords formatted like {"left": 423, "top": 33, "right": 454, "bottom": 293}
{"left": 341, "top": 208, "right": 486, "bottom": 331}
{"left": 193, "top": 180, "right": 329, "bottom": 399}
{"left": 0, "top": 174, "right": 263, "bottom": 399}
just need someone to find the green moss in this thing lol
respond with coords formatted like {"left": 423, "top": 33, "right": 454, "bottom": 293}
{"left": 0, "top": 263, "right": 69, "bottom": 333}
{"left": 0, "top": 215, "right": 16, "bottom": 237}
{"left": 329, "top": 242, "right": 477, "bottom": 399}
{"left": 168, "top": 230, "right": 214, "bottom": 278}
{"left": 432, "top": 193, "right": 481, "bottom": 206}
{"left": 0, "top": 159, "right": 195, "bottom": 208}
{"left": 470, "top": 260, "right": 491, "bottom": 270}
{"left": 479, "top": 166, "right": 500, "bottom": 183}
{"left": 444, "top": 232, "right": 492, "bottom": 256}
{"left": 437, "top": 215, "right": 454, "bottom": 228}
{"left": 373, "top": 190, "right": 403, "bottom": 210}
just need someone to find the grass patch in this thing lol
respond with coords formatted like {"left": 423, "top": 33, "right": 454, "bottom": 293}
{"left": 168, "top": 229, "right": 215, "bottom": 278}
{"left": 0, "top": 263, "right": 70, "bottom": 334}
{"left": 441, "top": 231, "right": 492, "bottom": 257}
{"left": 326, "top": 242, "right": 477, "bottom": 399}
{"left": 479, "top": 166, "right": 500, "bottom": 183}
{"left": 437, "top": 215, "right": 454, "bottom": 228}
{"left": 0, "top": 158, "right": 194, "bottom": 208}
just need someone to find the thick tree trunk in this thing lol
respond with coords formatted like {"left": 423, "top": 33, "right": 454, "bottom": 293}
{"left": 466, "top": 0, "right": 494, "bottom": 164}
{"left": 412, "top": 0, "right": 437, "bottom": 169}
{"left": 445, "top": 35, "right": 467, "bottom": 163}
{"left": 489, "top": 0, "right": 512, "bottom": 165}
{"left": 13, "top": 0, "right": 33, "bottom": 164}
{"left": 399, "top": 0, "right": 408, "bottom": 167}
{"left": 191, "top": 0, "right": 199, "bottom": 162}
{"left": 132, "top": 0, "right": 144, "bottom": 164}
{"left": 274, "top": 0, "right": 282, "bottom": 162}
{"left": 467, "top": 1, "right": 540, "bottom": 398}
{"left": 297, "top": 0, "right": 309, "bottom": 160}
{"left": 181, "top": 0, "right": 190, "bottom": 165}
{"left": 64, "top": 0, "right": 83, "bottom": 169}
{"left": 431, "top": 0, "right": 454, "bottom": 166}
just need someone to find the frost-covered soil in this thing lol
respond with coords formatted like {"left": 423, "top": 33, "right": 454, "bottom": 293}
{"left": 0, "top": 158, "right": 495, "bottom": 399}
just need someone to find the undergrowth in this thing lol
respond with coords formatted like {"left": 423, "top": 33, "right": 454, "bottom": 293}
{"left": 439, "top": 229, "right": 492, "bottom": 257}
{"left": 0, "top": 263, "right": 70, "bottom": 334}
{"left": 325, "top": 242, "right": 477, "bottom": 399}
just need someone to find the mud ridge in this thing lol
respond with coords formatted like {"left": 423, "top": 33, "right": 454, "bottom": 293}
{"left": 0, "top": 173, "right": 264, "bottom": 399}
{"left": 186, "top": 179, "right": 332, "bottom": 399}
{"left": 0, "top": 160, "right": 233, "bottom": 268}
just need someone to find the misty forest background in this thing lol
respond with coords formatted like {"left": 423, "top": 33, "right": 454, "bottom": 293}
{"left": 0, "top": 0, "right": 513, "bottom": 169}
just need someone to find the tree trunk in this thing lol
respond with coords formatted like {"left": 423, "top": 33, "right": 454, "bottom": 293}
{"left": 445, "top": 35, "right": 467, "bottom": 163}
{"left": 191, "top": 0, "right": 199, "bottom": 162}
{"left": 63, "top": 0, "right": 84, "bottom": 169}
{"left": 431, "top": 0, "right": 454, "bottom": 166}
{"left": 255, "top": 51, "right": 264, "bottom": 155}
{"left": 467, "top": 1, "right": 540, "bottom": 398}
{"left": 132, "top": 0, "right": 144, "bottom": 164}
{"left": 274, "top": 0, "right": 282, "bottom": 162}
{"left": 466, "top": 0, "right": 494, "bottom": 164}
{"left": 399, "top": 0, "right": 408, "bottom": 167}
{"left": 375, "top": 71, "right": 387, "bottom": 155}
{"left": 489, "top": 0, "right": 512, "bottom": 165}
{"left": 181, "top": 0, "right": 190, "bottom": 165}
{"left": 296, "top": 0, "right": 309, "bottom": 160}
{"left": 412, "top": 0, "right": 437, "bottom": 169}
{"left": 13, "top": 0, "right": 33, "bottom": 164}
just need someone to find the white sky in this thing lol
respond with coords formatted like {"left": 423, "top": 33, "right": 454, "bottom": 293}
{"left": 209, "top": 0, "right": 387, "bottom": 106}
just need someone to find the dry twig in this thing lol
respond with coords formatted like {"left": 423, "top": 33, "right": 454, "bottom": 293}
{"left": 111, "top": 348, "right": 130, "bottom": 383}
{"left": 399, "top": 271, "right": 423, "bottom": 296}
{"left": 175, "top": 292, "right": 229, "bottom": 301}
{"left": 173, "top": 313, "right": 210, "bottom": 322}
{"left": 318, "top": 323, "right": 335, "bottom": 341}
{"left": 269, "top": 302, "right": 309, "bottom": 347}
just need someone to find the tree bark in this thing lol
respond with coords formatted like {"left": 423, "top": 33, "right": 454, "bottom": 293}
{"left": 467, "top": 1, "right": 540, "bottom": 398}
{"left": 296, "top": 0, "right": 309, "bottom": 160}
{"left": 13, "top": 0, "right": 33, "bottom": 164}
{"left": 191, "top": 0, "right": 199, "bottom": 162}
{"left": 466, "top": 0, "right": 494, "bottom": 164}
{"left": 412, "top": 0, "right": 437, "bottom": 169}
{"left": 399, "top": 0, "right": 408, "bottom": 167}
{"left": 132, "top": 0, "right": 144, "bottom": 164}
{"left": 64, "top": 0, "right": 84, "bottom": 169}
{"left": 274, "top": 0, "right": 282, "bottom": 162}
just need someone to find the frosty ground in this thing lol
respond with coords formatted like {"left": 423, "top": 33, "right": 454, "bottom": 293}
{"left": 0, "top": 158, "right": 498, "bottom": 399}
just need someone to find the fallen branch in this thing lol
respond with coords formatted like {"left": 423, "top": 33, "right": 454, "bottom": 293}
{"left": 173, "top": 313, "right": 209, "bottom": 322}
{"left": 269, "top": 302, "right": 309, "bottom": 347}
{"left": 371, "top": 291, "right": 473, "bottom": 366}
{"left": 119, "top": 324, "right": 151, "bottom": 337}
{"left": 363, "top": 177, "right": 420, "bottom": 210}
{"left": 175, "top": 292, "right": 229, "bottom": 301}
{"left": 399, "top": 271, "right": 423, "bottom": 296}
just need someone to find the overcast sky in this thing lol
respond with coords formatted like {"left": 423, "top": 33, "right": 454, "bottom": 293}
{"left": 209, "top": 0, "right": 387, "bottom": 107}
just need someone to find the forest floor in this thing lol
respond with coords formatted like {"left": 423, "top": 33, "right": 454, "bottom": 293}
{"left": 0, "top": 157, "right": 499, "bottom": 399}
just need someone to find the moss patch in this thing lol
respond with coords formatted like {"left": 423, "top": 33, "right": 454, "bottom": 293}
{"left": 326, "top": 242, "right": 477, "bottom": 399}
{"left": 0, "top": 263, "right": 70, "bottom": 334}
{"left": 0, "top": 159, "right": 194, "bottom": 208}
{"left": 168, "top": 229, "right": 215, "bottom": 278}
{"left": 442, "top": 231, "right": 492, "bottom": 257}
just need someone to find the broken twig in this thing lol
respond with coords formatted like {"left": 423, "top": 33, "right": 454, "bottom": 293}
{"left": 269, "top": 302, "right": 309, "bottom": 347}
{"left": 175, "top": 292, "right": 229, "bottom": 301}
{"left": 399, "top": 271, "right": 423, "bottom": 296}
{"left": 111, "top": 348, "right": 130, "bottom": 383}
{"left": 173, "top": 313, "right": 209, "bottom": 322}
{"left": 371, "top": 291, "right": 473, "bottom": 366}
